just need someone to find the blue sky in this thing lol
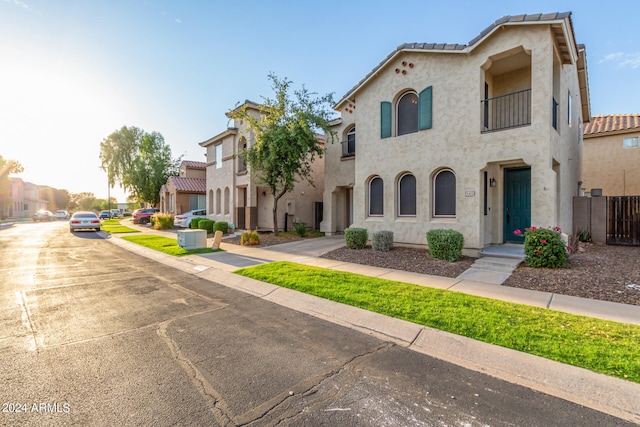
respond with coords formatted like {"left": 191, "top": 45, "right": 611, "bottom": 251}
{"left": 2, "top": 0, "right": 639, "bottom": 201}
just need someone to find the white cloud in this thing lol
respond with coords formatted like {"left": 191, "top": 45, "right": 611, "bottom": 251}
{"left": 599, "top": 51, "right": 640, "bottom": 69}
{"left": 6, "top": 0, "right": 30, "bottom": 9}
{"left": 175, "top": 18, "right": 182, "bottom": 24}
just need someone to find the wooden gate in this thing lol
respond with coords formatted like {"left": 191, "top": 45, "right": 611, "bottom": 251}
{"left": 607, "top": 196, "right": 640, "bottom": 246}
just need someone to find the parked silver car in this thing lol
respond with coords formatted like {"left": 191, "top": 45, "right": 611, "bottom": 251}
{"left": 33, "top": 210, "right": 54, "bottom": 222}
{"left": 55, "top": 210, "right": 70, "bottom": 220}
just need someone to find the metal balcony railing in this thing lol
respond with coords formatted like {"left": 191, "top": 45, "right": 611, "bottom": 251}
{"left": 481, "top": 89, "right": 531, "bottom": 132}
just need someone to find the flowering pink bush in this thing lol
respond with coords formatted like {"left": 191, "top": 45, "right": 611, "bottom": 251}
{"left": 514, "top": 226, "right": 570, "bottom": 268}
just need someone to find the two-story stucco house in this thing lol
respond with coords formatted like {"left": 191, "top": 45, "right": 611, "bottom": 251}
{"left": 582, "top": 114, "right": 640, "bottom": 196}
{"left": 159, "top": 160, "right": 206, "bottom": 215}
{"left": 321, "top": 12, "right": 590, "bottom": 253}
{"left": 199, "top": 101, "right": 325, "bottom": 231}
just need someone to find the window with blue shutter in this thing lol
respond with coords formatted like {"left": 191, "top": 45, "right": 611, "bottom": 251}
{"left": 418, "top": 86, "right": 432, "bottom": 130}
{"left": 380, "top": 101, "right": 392, "bottom": 138}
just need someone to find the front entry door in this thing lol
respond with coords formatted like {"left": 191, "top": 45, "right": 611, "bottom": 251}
{"left": 503, "top": 167, "right": 531, "bottom": 243}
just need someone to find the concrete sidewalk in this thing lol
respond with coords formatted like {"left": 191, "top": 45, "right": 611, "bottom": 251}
{"left": 107, "top": 226, "right": 640, "bottom": 423}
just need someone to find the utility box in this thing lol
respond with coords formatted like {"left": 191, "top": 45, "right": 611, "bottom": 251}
{"left": 176, "top": 229, "right": 207, "bottom": 250}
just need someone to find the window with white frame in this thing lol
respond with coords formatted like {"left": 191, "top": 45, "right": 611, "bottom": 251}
{"left": 368, "top": 176, "right": 384, "bottom": 216}
{"left": 623, "top": 136, "right": 639, "bottom": 149}
{"left": 398, "top": 173, "right": 416, "bottom": 216}
{"left": 215, "top": 144, "right": 222, "bottom": 169}
{"left": 433, "top": 169, "right": 456, "bottom": 217}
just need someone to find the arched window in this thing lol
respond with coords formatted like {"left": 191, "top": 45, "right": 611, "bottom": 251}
{"left": 345, "top": 126, "right": 356, "bottom": 156}
{"left": 433, "top": 169, "right": 456, "bottom": 217}
{"left": 224, "top": 187, "right": 230, "bottom": 215}
{"left": 216, "top": 189, "right": 222, "bottom": 215}
{"left": 398, "top": 173, "right": 416, "bottom": 216}
{"left": 368, "top": 176, "right": 384, "bottom": 216}
{"left": 238, "top": 138, "right": 247, "bottom": 172}
{"left": 208, "top": 189, "right": 214, "bottom": 213}
{"left": 397, "top": 92, "right": 418, "bottom": 136}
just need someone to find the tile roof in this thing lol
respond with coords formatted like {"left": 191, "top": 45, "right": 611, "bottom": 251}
{"left": 336, "top": 12, "right": 578, "bottom": 110}
{"left": 583, "top": 114, "right": 640, "bottom": 137}
{"left": 168, "top": 176, "right": 206, "bottom": 193}
{"left": 181, "top": 160, "right": 206, "bottom": 169}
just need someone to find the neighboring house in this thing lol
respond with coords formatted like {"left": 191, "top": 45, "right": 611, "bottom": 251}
{"left": 159, "top": 160, "right": 207, "bottom": 215}
{"left": 23, "top": 182, "right": 48, "bottom": 218}
{"left": 321, "top": 12, "right": 590, "bottom": 252}
{"left": 0, "top": 177, "right": 25, "bottom": 219}
{"left": 199, "top": 101, "right": 325, "bottom": 231}
{"left": 582, "top": 114, "right": 640, "bottom": 196}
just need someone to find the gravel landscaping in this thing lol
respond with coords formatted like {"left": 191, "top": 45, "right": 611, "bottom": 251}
{"left": 225, "top": 233, "right": 640, "bottom": 307}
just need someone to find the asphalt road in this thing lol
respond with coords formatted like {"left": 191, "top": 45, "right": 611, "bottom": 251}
{"left": 0, "top": 221, "right": 632, "bottom": 426}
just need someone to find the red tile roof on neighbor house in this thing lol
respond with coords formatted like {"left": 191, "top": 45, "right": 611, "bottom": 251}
{"left": 168, "top": 176, "right": 206, "bottom": 193}
{"left": 583, "top": 114, "right": 640, "bottom": 136}
{"left": 181, "top": 160, "right": 206, "bottom": 169}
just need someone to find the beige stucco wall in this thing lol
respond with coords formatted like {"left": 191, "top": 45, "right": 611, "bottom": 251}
{"left": 323, "top": 24, "right": 584, "bottom": 250}
{"left": 582, "top": 131, "right": 640, "bottom": 196}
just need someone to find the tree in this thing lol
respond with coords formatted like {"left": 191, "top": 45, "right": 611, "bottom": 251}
{"left": 228, "top": 73, "right": 336, "bottom": 235}
{"left": 99, "top": 126, "right": 181, "bottom": 206}
{"left": 0, "top": 155, "right": 24, "bottom": 219}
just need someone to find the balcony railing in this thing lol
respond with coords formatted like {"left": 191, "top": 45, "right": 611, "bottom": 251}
{"left": 341, "top": 139, "right": 355, "bottom": 158}
{"left": 481, "top": 89, "right": 531, "bottom": 132}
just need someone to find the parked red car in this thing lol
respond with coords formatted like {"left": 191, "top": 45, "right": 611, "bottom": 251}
{"left": 132, "top": 208, "right": 159, "bottom": 225}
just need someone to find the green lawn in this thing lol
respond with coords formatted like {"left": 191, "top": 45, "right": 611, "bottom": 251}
{"left": 122, "top": 234, "right": 218, "bottom": 256}
{"left": 101, "top": 219, "right": 139, "bottom": 234}
{"left": 235, "top": 261, "right": 640, "bottom": 383}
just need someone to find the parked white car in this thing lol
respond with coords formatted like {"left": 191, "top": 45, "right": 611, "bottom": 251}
{"left": 174, "top": 209, "right": 207, "bottom": 228}
{"left": 55, "top": 210, "right": 70, "bottom": 220}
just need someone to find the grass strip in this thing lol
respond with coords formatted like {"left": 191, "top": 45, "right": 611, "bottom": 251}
{"left": 100, "top": 219, "right": 139, "bottom": 234}
{"left": 122, "top": 234, "right": 218, "bottom": 256}
{"left": 235, "top": 261, "right": 640, "bottom": 383}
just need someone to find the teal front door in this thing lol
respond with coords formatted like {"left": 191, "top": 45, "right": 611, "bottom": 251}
{"left": 504, "top": 167, "right": 531, "bottom": 243}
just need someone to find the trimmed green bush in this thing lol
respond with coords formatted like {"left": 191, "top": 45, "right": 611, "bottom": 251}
{"left": 213, "top": 221, "right": 229, "bottom": 234}
{"left": 426, "top": 229, "right": 464, "bottom": 261}
{"left": 293, "top": 222, "right": 306, "bottom": 237}
{"left": 372, "top": 230, "right": 394, "bottom": 252}
{"left": 516, "top": 226, "right": 569, "bottom": 268}
{"left": 190, "top": 217, "right": 203, "bottom": 229}
{"left": 345, "top": 227, "right": 368, "bottom": 249}
{"left": 198, "top": 219, "right": 215, "bottom": 234}
{"left": 240, "top": 231, "right": 260, "bottom": 246}
{"left": 153, "top": 213, "right": 174, "bottom": 230}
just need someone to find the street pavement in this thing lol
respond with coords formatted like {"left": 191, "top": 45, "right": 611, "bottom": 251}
{"left": 107, "top": 224, "right": 640, "bottom": 424}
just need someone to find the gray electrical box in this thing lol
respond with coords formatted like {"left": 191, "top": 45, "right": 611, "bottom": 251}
{"left": 177, "top": 229, "right": 207, "bottom": 249}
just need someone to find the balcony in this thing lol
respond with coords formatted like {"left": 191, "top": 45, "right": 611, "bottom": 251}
{"left": 341, "top": 139, "right": 355, "bottom": 158}
{"left": 481, "top": 89, "right": 531, "bottom": 133}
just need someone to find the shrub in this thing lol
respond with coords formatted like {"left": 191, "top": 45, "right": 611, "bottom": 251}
{"left": 345, "top": 227, "right": 368, "bottom": 249}
{"left": 198, "top": 219, "right": 215, "bottom": 234}
{"left": 190, "top": 217, "right": 203, "bottom": 229}
{"left": 426, "top": 229, "right": 464, "bottom": 262}
{"left": 516, "top": 226, "right": 570, "bottom": 268}
{"left": 153, "top": 213, "right": 174, "bottom": 230}
{"left": 240, "top": 231, "right": 260, "bottom": 246}
{"left": 213, "top": 221, "right": 229, "bottom": 234}
{"left": 293, "top": 222, "right": 306, "bottom": 237}
{"left": 372, "top": 230, "right": 394, "bottom": 252}
{"left": 577, "top": 228, "right": 591, "bottom": 243}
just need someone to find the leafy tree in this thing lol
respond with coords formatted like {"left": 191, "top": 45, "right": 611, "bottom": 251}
{"left": 69, "top": 192, "right": 96, "bottom": 211}
{"left": 228, "top": 73, "right": 336, "bottom": 235}
{"left": 99, "top": 126, "right": 181, "bottom": 206}
{"left": 0, "top": 155, "right": 24, "bottom": 219}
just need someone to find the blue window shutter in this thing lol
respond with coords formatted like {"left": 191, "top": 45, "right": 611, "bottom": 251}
{"left": 418, "top": 86, "right": 433, "bottom": 130}
{"left": 380, "top": 101, "right": 392, "bottom": 138}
